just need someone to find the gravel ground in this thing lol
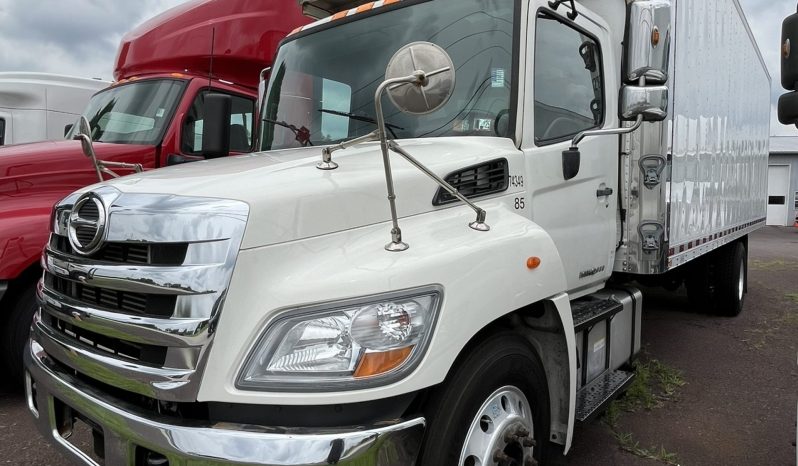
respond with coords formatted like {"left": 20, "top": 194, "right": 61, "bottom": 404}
{"left": 0, "top": 227, "right": 795, "bottom": 465}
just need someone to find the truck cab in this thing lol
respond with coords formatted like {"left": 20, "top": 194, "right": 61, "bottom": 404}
{"left": 0, "top": 0, "right": 310, "bottom": 384}
{"left": 0, "top": 72, "right": 108, "bottom": 146}
{"left": 24, "top": 1, "right": 769, "bottom": 465}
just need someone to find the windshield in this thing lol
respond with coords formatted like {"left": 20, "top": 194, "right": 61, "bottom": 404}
{"left": 261, "top": 0, "right": 517, "bottom": 151}
{"left": 67, "top": 79, "right": 186, "bottom": 145}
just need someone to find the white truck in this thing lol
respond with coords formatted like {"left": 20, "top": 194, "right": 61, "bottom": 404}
{"left": 0, "top": 73, "right": 108, "bottom": 146}
{"left": 25, "top": 0, "right": 770, "bottom": 465}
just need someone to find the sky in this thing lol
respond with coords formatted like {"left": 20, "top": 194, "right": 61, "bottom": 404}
{"left": 0, "top": 0, "right": 795, "bottom": 136}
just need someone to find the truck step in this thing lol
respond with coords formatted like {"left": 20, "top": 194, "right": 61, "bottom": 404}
{"left": 571, "top": 298, "right": 624, "bottom": 331}
{"left": 575, "top": 369, "right": 636, "bottom": 422}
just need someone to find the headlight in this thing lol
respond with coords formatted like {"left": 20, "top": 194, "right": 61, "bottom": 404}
{"left": 237, "top": 286, "right": 442, "bottom": 391}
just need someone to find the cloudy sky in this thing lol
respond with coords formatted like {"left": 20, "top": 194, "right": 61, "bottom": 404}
{"left": 0, "top": 0, "right": 795, "bottom": 136}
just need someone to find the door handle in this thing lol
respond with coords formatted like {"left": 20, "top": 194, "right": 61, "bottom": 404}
{"left": 596, "top": 187, "right": 614, "bottom": 197}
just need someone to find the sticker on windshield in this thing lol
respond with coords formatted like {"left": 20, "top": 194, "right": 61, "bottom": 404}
{"left": 474, "top": 119, "right": 492, "bottom": 131}
{"left": 491, "top": 68, "right": 505, "bottom": 88}
{"left": 156, "top": 108, "right": 165, "bottom": 118}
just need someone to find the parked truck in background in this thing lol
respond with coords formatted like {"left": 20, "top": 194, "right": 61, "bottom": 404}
{"left": 0, "top": 73, "right": 108, "bottom": 146}
{"left": 0, "top": 0, "right": 310, "bottom": 384}
{"left": 25, "top": 0, "right": 769, "bottom": 465}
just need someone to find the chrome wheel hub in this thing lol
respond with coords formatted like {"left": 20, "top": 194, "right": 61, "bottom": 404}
{"left": 459, "top": 386, "right": 537, "bottom": 466}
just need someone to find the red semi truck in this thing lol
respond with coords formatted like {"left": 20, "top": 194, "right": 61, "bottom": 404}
{"left": 0, "top": 0, "right": 309, "bottom": 383}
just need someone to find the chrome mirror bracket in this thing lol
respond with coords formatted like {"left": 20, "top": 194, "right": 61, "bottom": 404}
{"left": 316, "top": 130, "right": 379, "bottom": 170}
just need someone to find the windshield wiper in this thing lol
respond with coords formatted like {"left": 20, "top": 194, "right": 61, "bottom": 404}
{"left": 263, "top": 118, "right": 313, "bottom": 146}
{"left": 318, "top": 109, "right": 404, "bottom": 139}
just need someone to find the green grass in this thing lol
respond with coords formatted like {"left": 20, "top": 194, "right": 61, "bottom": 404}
{"left": 602, "top": 356, "right": 685, "bottom": 465}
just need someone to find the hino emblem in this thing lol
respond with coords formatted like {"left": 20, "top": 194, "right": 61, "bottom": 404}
{"left": 67, "top": 193, "right": 108, "bottom": 256}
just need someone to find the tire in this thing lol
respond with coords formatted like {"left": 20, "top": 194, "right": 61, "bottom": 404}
{"left": 0, "top": 283, "right": 38, "bottom": 387}
{"left": 417, "top": 332, "right": 550, "bottom": 466}
{"left": 712, "top": 242, "right": 747, "bottom": 317}
{"left": 685, "top": 241, "right": 747, "bottom": 316}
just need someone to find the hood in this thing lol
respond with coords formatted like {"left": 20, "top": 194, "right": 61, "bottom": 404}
{"left": 100, "top": 137, "right": 521, "bottom": 249}
{"left": 0, "top": 140, "right": 154, "bottom": 179}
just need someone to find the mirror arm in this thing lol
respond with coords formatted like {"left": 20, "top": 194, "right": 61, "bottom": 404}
{"left": 569, "top": 115, "right": 643, "bottom": 151}
{"left": 375, "top": 74, "right": 422, "bottom": 252}
{"left": 317, "top": 130, "right": 379, "bottom": 170}
{"left": 387, "top": 140, "right": 488, "bottom": 232}
{"left": 74, "top": 133, "right": 104, "bottom": 182}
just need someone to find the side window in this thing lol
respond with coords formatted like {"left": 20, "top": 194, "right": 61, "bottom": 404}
{"left": 534, "top": 12, "right": 604, "bottom": 145}
{"left": 0, "top": 118, "right": 5, "bottom": 146}
{"left": 182, "top": 92, "right": 255, "bottom": 154}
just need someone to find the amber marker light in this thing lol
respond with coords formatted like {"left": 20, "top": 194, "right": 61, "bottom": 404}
{"left": 527, "top": 257, "right": 541, "bottom": 269}
{"left": 784, "top": 39, "right": 791, "bottom": 59}
{"left": 651, "top": 27, "right": 661, "bottom": 47}
{"left": 354, "top": 347, "right": 413, "bottom": 378}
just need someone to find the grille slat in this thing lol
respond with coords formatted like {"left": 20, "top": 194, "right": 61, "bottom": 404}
{"left": 50, "top": 234, "right": 186, "bottom": 266}
{"left": 49, "top": 315, "right": 167, "bottom": 366}
{"left": 433, "top": 159, "right": 509, "bottom": 206}
{"left": 46, "top": 274, "right": 175, "bottom": 318}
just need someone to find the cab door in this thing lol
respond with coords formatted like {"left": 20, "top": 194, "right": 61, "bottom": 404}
{"left": 522, "top": 2, "right": 618, "bottom": 295}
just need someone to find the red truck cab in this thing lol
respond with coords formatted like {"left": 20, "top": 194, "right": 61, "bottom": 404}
{"left": 0, "top": 0, "right": 309, "bottom": 383}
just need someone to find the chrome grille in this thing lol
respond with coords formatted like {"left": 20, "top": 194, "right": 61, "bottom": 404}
{"left": 45, "top": 274, "right": 176, "bottom": 317}
{"left": 35, "top": 187, "right": 249, "bottom": 402}
{"left": 50, "top": 234, "right": 187, "bottom": 266}
{"left": 49, "top": 314, "right": 167, "bottom": 366}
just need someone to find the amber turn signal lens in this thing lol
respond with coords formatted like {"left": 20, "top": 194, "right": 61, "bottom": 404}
{"left": 651, "top": 27, "right": 661, "bottom": 47}
{"left": 354, "top": 347, "right": 413, "bottom": 378}
{"left": 784, "top": 39, "right": 792, "bottom": 59}
{"left": 526, "top": 257, "right": 541, "bottom": 269}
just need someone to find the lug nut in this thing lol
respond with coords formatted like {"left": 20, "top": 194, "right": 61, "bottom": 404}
{"left": 494, "top": 450, "right": 512, "bottom": 463}
{"left": 524, "top": 457, "right": 539, "bottom": 466}
{"left": 522, "top": 438, "right": 536, "bottom": 448}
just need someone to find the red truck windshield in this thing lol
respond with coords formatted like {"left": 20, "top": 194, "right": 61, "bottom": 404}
{"left": 67, "top": 79, "right": 186, "bottom": 145}
{"left": 261, "top": 0, "right": 518, "bottom": 150}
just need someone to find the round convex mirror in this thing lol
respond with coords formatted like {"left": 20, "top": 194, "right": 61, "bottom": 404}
{"left": 384, "top": 41, "right": 455, "bottom": 115}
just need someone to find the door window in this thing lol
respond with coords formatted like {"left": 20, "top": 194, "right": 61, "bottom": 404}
{"left": 0, "top": 118, "right": 5, "bottom": 146}
{"left": 533, "top": 12, "right": 604, "bottom": 145}
{"left": 182, "top": 92, "right": 255, "bottom": 154}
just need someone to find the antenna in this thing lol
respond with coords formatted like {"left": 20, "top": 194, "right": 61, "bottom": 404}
{"left": 208, "top": 27, "right": 216, "bottom": 90}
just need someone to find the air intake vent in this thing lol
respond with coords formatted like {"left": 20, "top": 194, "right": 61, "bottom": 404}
{"left": 432, "top": 158, "right": 509, "bottom": 206}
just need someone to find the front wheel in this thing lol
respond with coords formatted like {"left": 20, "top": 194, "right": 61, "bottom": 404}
{"left": 418, "top": 332, "right": 550, "bottom": 466}
{"left": 0, "top": 283, "right": 38, "bottom": 387}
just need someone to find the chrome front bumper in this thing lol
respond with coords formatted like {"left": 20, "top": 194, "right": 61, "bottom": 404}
{"left": 25, "top": 339, "right": 425, "bottom": 466}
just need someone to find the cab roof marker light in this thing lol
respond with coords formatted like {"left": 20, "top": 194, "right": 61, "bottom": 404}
{"left": 289, "top": 0, "right": 402, "bottom": 36}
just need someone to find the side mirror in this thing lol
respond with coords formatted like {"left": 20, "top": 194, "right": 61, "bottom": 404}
{"left": 201, "top": 93, "right": 232, "bottom": 159}
{"left": 624, "top": 0, "right": 671, "bottom": 84}
{"left": 779, "top": 7, "right": 798, "bottom": 126}
{"left": 562, "top": 147, "right": 580, "bottom": 181}
{"left": 64, "top": 124, "right": 73, "bottom": 137}
{"left": 620, "top": 84, "right": 668, "bottom": 122}
{"left": 74, "top": 116, "right": 97, "bottom": 160}
{"left": 384, "top": 42, "right": 455, "bottom": 115}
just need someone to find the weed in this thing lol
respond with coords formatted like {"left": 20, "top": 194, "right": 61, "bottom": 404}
{"left": 602, "top": 356, "right": 684, "bottom": 465}
{"left": 615, "top": 432, "right": 681, "bottom": 465}
{"left": 750, "top": 259, "right": 798, "bottom": 271}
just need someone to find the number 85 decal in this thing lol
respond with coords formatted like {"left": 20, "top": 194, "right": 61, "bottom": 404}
{"left": 514, "top": 197, "right": 525, "bottom": 210}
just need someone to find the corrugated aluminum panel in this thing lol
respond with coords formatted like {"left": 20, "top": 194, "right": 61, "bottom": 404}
{"left": 616, "top": 0, "right": 770, "bottom": 274}
{"left": 666, "top": 0, "right": 770, "bottom": 267}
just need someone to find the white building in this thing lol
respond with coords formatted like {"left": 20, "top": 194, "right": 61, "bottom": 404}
{"left": 768, "top": 136, "right": 798, "bottom": 226}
